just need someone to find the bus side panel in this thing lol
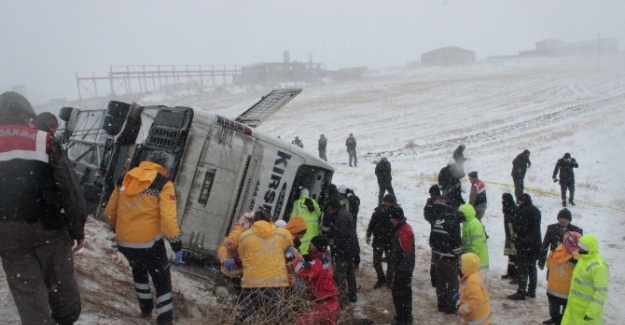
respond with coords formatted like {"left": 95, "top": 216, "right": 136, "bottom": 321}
{"left": 180, "top": 125, "right": 254, "bottom": 255}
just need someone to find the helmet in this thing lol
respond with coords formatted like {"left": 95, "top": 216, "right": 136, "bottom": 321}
{"left": 0, "top": 91, "right": 36, "bottom": 125}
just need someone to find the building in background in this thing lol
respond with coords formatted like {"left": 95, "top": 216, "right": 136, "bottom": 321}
{"left": 420, "top": 47, "right": 476, "bottom": 66}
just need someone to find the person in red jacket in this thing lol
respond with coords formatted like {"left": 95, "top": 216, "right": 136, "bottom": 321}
{"left": 291, "top": 235, "right": 339, "bottom": 325}
{"left": 389, "top": 206, "right": 415, "bottom": 325}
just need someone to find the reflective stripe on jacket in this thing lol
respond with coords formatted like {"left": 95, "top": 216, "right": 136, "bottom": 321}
{"left": 291, "top": 195, "right": 321, "bottom": 254}
{"left": 460, "top": 204, "right": 489, "bottom": 270}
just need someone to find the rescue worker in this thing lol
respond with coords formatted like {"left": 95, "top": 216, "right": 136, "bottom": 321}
{"left": 430, "top": 196, "right": 463, "bottom": 314}
{"left": 424, "top": 185, "right": 447, "bottom": 287}
{"left": 542, "top": 231, "right": 582, "bottom": 325}
{"left": 345, "top": 133, "right": 357, "bottom": 167}
{"left": 389, "top": 206, "right": 415, "bottom": 325}
{"left": 291, "top": 188, "right": 321, "bottom": 254}
{"left": 375, "top": 156, "right": 395, "bottom": 205}
{"left": 366, "top": 193, "right": 396, "bottom": 289}
{"left": 236, "top": 209, "right": 294, "bottom": 323}
{"left": 284, "top": 215, "right": 308, "bottom": 254}
{"left": 538, "top": 208, "right": 583, "bottom": 271}
{"left": 552, "top": 153, "right": 579, "bottom": 207}
{"left": 561, "top": 234, "right": 609, "bottom": 325}
{"left": 318, "top": 134, "right": 327, "bottom": 161}
{"left": 456, "top": 253, "right": 492, "bottom": 325}
{"left": 500, "top": 193, "right": 519, "bottom": 281}
{"left": 508, "top": 193, "right": 542, "bottom": 300}
{"left": 467, "top": 171, "right": 487, "bottom": 220}
{"left": 511, "top": 149, "right": 532, "bottom": 201}
{"left": 324, "top": 198, "right": 359, "bottom": 306}
{"left": 105, "top": 150, "right": 182, "bottom": 325}
{"left": 218, "top": 212, "right": 255, "bottom": 292}
{"left": 458, "top": 203, "right": 489, "bottom": 270}
{"left": 290, "top": 235, "right": 339, "bottom": 325}
{"left": 0, "top": 91, "right": 87, "bottom": 325}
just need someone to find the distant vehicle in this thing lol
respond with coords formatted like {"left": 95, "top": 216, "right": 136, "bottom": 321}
{"left": 58, "top": 89, "right": 334, "bottom": 264}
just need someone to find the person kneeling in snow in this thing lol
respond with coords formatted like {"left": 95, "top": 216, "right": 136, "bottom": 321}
{"left": 218, "top": 212, "right": 255, "bottom": 293}
{"left": 456, "top": 253, "right": 492, "bottom": 325}
{"left": 290, "top": 235, "right": 339, "bottom": 325}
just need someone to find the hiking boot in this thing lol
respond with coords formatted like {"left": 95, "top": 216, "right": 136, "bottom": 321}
{"left": 374, "top": 279, "right": 387, "bottom": 289}
{"left": 507, "top": 292, "right": 526, "bottom": 300}
{"left": 526, "top": 291, "right": 536, "bottom": 298}
{"left": 543, "top": 319, "right": 555, "bottom": 324}
{"left": 569, "top": 201, "right": 576, "bottom": 206}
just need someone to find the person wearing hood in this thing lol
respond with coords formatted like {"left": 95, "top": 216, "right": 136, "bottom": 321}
{"left": 511, "top": 149, "right": 532, "bottom": 201}
{"left": 105, "top": 150, "right": 181, "bottom": 325}
{"left": 218, "top": 212, "right": 255, "bottom": 292}
{"left": 458, "top": 204, "right": 489, "bottom": 271}
{"left": 291, "top": 188, "right": 321, "bottom": 254}
{"left": 318, "top": 134, "right": 327, "bottom": 161}
{"left": 389, "top": 206, "right": 415, "bottom": 325}
{"left": 552, "top": 153, "right": 579, "bottom": 207}
{"left": 538, "top": 208, "right": 583, "bottom": 271}
{"left": 290, "top": 235, "right": 339, "bottom": 325}
{"left": 236, "top": 209, "right": 294, "bottom": 323}
{"left": 508, "top": 193, "right": 542, "bottom": 300}
{"left": 285, "top": 215, "right": 308, "bottom": 254}
{"left": 366, "top": 193, "right": 397, "bottom": 289}
{"left": 542, "top": 231, "right": 582, "bottom": 325}
{"left": 561, "top": 234, "right": 609, "bottom": 325}
{"left": 456, "top": 253, "right": 492, "bottom": 325}
{"left": 375, "top": 156, "right": 395, "bottom": 205}
{"left": 0, "top": 91, "right": 87, "bottom": 325}
{"left": 501, "top": 193, "right": 519, "bottom": 281}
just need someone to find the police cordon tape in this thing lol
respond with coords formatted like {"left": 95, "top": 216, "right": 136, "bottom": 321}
{"left": 334, "top": 170, "right": 625, "bottom": 213}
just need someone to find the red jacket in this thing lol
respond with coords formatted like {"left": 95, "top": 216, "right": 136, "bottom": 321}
{"left": 291, "top": 252, "right": 338, "bottom": 302}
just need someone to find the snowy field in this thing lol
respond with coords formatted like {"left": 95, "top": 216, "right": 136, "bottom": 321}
{"left": 1, "top": 55, "right": 624, "bottom": 324}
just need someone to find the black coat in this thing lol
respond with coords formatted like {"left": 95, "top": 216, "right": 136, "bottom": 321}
{"left": 366, "top": 205, "right": 394, "bottom": 249}
{"left": 375, "top": 160, "right": 393, "bottom": 185}
{"left": 391, "top": 222, "right": 415, "bottom": 277}
{"left": 538, "top": 223, "right": 583, "bottom": 266}
{"left": 329, "top": 208, "right": 360, "bottom": 259}
{"left": 552, "top": 158, "right": 579, "bottom": 184}
{"left": 511, "top": 152, "right": 531, "bottom": 179}
{"left": 424, "top": 196, "right": 447, "bottom": 227}
{"left": 514, "top": 200, "right": 542, "bottom": 258}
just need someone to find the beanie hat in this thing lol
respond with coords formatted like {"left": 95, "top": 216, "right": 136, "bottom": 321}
{"left": 338, "top": 185, "right": 347, "bottom": 194}
{"left": 523, "top": 149, "right": 530, "bottom": 155}
{"left": 557, "top": 208, "right": 572, "bottom": 221}
{"left": 382, "top": 193, "right": 396, "bottom": 204}
{"left": 428, "top": 184, "right": 440, "bottom": 196}
{"left": 284, "top": 215, "right": 307, "bottom": 235}
{"left": 564, "top": 153, "right": 571, "bottom": 159}
{"left": 389, "top": 206, "right": 405, "bottom": 220}
{"left": 310, "top": 235, "right": 329, "bottom": 252}
{"left": 300, "top": 188, "right": 309, "bottom": 197}
{"left": 468, "top": 171, "right": 478, "bottom": 178}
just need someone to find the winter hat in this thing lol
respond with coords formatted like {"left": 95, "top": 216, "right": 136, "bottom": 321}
{"left": 275, "top": 220, "right": 287, "bottom": 228}
{"left": 448, "top": 158, "right": 456, "bottom": 165}
{"left": 563, "top": 231, "right": 582, "bottom": 254}
{"left": 300, "top": 188, "right": 309, "bottom": 197}
{"left": 389, "top": 206, "right": 405, "bottom": 221}
{"left": 310, "top": 235, "right": 329, "bottom": 252}
{"left": 428, "top": 184, "right": 440, "bottom": 196}
{"left": 327, "top": 183, "right": 338, "bottom": 196}
{"left": 523, "top": 149, "right": 530, "bottom": 155}
{"left": 382, "top": 193, "right": 396, "bottom": 204}
{"left": 468, "top": 171, "right": 478, "bottom": 178}
{"left": 0, "top": 91, "right": 36, "bottom": 125}
{"left": 564, "top": 153, "right": 571, "bottom": 159}
{"left": 338, "top": 185, "right": 347, "bottom": 194}
{"left": 557, "top": 208, "right": 572, "bottom": 221}
{"left": 284, "top": 215, "right": 307, "bottom": 236}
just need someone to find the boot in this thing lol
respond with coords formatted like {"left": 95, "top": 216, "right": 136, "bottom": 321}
{"left": 562, "top": 201, "right": 566, "bottom": 207}
{"left": 501, "top": 274, "right": 512, "bottom": 280}
{"left": 507, "top": 292, "right": 526, "bottom": 300}
{"left": 542, "top": 319, "right": 555, "bottom": 324}
{"left": 374, "top": 278, "right": 387, "bottom": 289}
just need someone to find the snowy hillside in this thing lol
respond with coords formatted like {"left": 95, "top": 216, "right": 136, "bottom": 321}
{"left": 2, "top": 55, "right": 624, "bottom": 324}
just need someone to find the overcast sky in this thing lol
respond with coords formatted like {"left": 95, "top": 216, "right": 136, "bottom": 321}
{"left": 1, "top": 0, "right": 624, "bottom": 104}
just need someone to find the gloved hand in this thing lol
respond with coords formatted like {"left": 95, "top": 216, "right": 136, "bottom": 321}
{"left": 553, "top": 178, "right": 559, "bottom": 183}
{"left": 223, "top": 258, "right": 236, "bottom": 271}
{"left": 583, "top": 315, "right": 593, "bottom": 321}
{"left": 285, "top": 247, "right": 296, "bottom": 261}
{"left": 174, "top": 250, "right": 183, "bottom": 263}
{"left": 452, "top": 291, "right": 460, "bottom": 303}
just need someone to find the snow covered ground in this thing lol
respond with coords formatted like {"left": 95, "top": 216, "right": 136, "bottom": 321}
{"left": 2, "top": 55, "right": 624, "bottom": 324}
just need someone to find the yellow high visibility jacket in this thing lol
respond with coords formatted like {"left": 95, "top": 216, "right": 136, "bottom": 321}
{"left": 546, "top": 243, "right": 578, "bottom": 299}
{"left": 459, "top": 253, "right": 492, "bottom": 325}
{"left": 217, "top": 222, "right": 246, "bottom": 278}
{"left": 562, "top": 235, "right": 609, "bottom": 325}
{"left": 238, "top": 220, "right": 293, "bottom": 288}
{"left": 290, "top": 195, "right": 321, "bottom": 254}
{"left": 105, "top": 161, "right": 180, "bottom": 248}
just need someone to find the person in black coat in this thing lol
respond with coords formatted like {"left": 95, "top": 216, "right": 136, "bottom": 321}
{"left": 453, "top": 144, "right": 468, "bottom": 174}
{"left": 501, "top": 193, "right": 519, "bottom": 281}
{"left": 552, "top": 153, "right": 579, "bottom": 207}
{"left": 424, "top": 185, "right": 447, "bottom": 287}
{"left": 366, "top": 193, "right": 396, "bottom": 289}
{"left": 508, "top": 193, "right": 542, "bottom": 300}
{"left": 511, "top": 149, "right": 532, "bottom": 201}
{"left": 375, "top": 157, "right": 395, "bottom": 205}
{"left": 537, "top": 208, "right": 583, "bottom": 270}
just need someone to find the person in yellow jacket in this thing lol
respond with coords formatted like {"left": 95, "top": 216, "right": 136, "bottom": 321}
{"left": 456, "top": 253, "right": 492, "bottom": 325}
{"left": 291, "top": 188, "right": 321, "bottom": 254}
{"left": 285, "top": 215, "right": 308, "bottom": 254}
{"left": 218, "top": 212, "right": 254, "bottom": 290}
{"left": 104, "top": 151, "right": 181, "bottom": 325}
{"left": 543, "top": 231, "right": 581, "bottom": 325}
{"left": 237, "top": 209, "right": 294, "bottom": 323}
{"left": 561, "top": 234, "right": 609, "bottom": 325}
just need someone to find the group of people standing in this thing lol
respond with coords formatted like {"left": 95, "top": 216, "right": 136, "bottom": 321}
{"left": 293, "top": 132, "right": 358, "bottom": 167}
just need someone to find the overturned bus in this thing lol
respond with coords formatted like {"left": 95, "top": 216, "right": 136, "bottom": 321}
{"left": 59, "top": 91, "right": 333, "bottom": 263}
